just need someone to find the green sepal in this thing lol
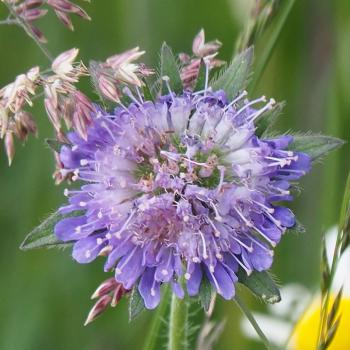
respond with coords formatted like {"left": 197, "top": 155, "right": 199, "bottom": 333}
{"left": 210, "top": 47, "right": 253, "bottom": 100}
{"left": 193, "top": 59, "right": 207, "bottom": 92}
{"left": 238, "top": 270, "right": 281, "bottom": 304}
{"left": 45, "top": 138, "right": 68, "bottom": 153}
{"left": 198, "top": 276, "right": 213, "bottom": 312}
{"left": 160, "top": 42, "right": 183, "bottom": 95}
{"left": 142, "top": 78, "right": 155, "bottom": 102}
{"left": 128, "top": 285, "right": 146, "bottom": 321}
{"left": 255, "top": 101, "right": 285, "bottom": 137}
{"left": 288, "top": 134, "right": 345, "bottom": 161}
{"left": 20, "top": 210, "right": 82, "bottom": 250}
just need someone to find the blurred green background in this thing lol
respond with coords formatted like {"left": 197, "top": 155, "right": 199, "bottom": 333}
{"left": 0, "top": 0, "right": 349, "bottom": 349}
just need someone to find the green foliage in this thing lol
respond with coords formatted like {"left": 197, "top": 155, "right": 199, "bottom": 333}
{"left": 160, "top": 42, "right": 183, "bottom": 95}
{"left": 198, "top": 277, "right": 213, "bottom": 312}
{"left": 193, "top": 59, "right": 207, "bottom": 91}
{"left": 288, "top": 134, "right": 345, "bottom": 161}
{"left": 128, "top": 286, "right": 145, "bottom": 321}
{"left": 238, "top": 270, "right": 281, "bottom": 304}
{"left": 20, "top": 210, "right": 80, "bottom": 250}
{"left": 255, "top": 102, "right": 285, "bottom": 137}
{"left": 211, "top": 47, "right": 253, "bottom": 100}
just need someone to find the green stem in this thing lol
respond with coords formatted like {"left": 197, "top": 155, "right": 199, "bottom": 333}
{"left": 143, "top": 285, "right": 170, "bottom": 350}
{"left": 250, "top": 0, "right": 296, "bottom": 92}
{"left": 235, "top": 295, "right": 275, "bottom": 350}
{"left": 4, "top": 3, "right": 53, "bottom": 62}
{"left": 0, "top": 19, "right": 17, "bottom": 25}
{"left": 168, "top": 292, "right": 187, "bottom": 350}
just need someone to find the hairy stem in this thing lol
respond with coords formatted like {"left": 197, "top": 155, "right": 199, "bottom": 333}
{"left": 168, "top": 293, "right": 187, "bottom": 350}
{"left": 0, "top": 18, "right": 17, "bottom": 25}
{"left": 143, "top": 285, "right": 170, "bottom": 350}
{"left": 235, "top": 295, "right": 275, "bottom": 350}
{"left": 4, "top": 3, "right": 53, "bottom": 62}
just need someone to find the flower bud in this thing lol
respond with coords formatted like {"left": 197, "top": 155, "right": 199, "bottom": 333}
{"left": 5, "top": 132, "right": 15, "bottom": 166}
{"left": 91, "top": 277, "right": 118, "bottom": 299}
{"left": 84, "top": 294, "right": 112, "bottom": 326}
{"left": 98, "top": 75, "right": 120, "bottom": 102}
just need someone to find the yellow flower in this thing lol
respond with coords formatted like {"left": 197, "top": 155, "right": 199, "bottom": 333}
{"left": 289, "top": 296, "right": 350, "bottom": 350}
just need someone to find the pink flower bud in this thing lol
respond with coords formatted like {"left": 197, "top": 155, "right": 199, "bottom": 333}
{"left": 91, "top": 277, "right": 118, "bottom": 299}
{"left": 84, "top": 294, "right": 112, "bottom": 326}
{"left": 21, "top": 8, "right": 48, "bottom": 21}
{"left": 98, "top": 75, "right": 120, "bottom": 102}
{"left": 54, "top": 10, "right": 74, "bottom": 31}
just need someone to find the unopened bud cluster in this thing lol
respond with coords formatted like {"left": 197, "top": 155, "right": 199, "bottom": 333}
{"left": 1, "top": 0, "right": 90, "bottom": 43}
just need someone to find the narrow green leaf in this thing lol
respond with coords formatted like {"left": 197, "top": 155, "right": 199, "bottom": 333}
{"left": 238, "top": 270, "right": 281, "bottom": 304}
{"left": 211, "top": 47, "right": 253, "bottom": 100}
{"left": 129, "top": 285, "right": 146, "bottom": 321}
{"left": 255, "top": 101, "right": 285, "bottom": 137}
{"left": 160, "top": 42, "right": 183, "bottom": 95}
{"left": 20, "top": 210, "right": 80, "bottom": 250}
{"left": 45, "top": 138, "right": 67, "bottom": 153}
{"left": 198, "top": 276, "right": 213, "bottom": 312}
{"left": 250, "top": 0, "right": 297, "bottom": 92}
{"left": 288, "top": 134, "right": 345, "bottom": 161}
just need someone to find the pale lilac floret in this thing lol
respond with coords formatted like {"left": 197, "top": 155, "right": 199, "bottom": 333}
{"left": 54, "top": 87, "right": 311, "bottom": 309}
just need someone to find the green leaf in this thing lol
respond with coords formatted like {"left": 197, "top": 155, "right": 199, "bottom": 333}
{"left": 160, "top": 42, "right": 183, "bottom": 95}
{"left": 193, "top": 59, "right": 207, "bottom": 92}
{"left": 288, "top": 134, "right": 345, "bottom": 161}
{"left": 20, "top": 210, "right": 80, "bottom": 250}
{"left": 255, "top": 101, "right": 285, "bottom": 137}
{"left": 142, "top": 79, "right": 155, "bottom": 102}
{"left": 45, "top": 138, "right": 68, "bottom": 153}
{"left": 211, "top": 47, "right": 253, "bottom": 100}
{"left": 238, "top": 270, "right": 281, "bottom": 304}
{"left": 129, "top": 285, "right": 146, "bottom": 321}
{"left": 198, "top": 276, "right": 213, "bottom": 312}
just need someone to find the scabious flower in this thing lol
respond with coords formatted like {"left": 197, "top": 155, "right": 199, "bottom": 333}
{"left": 54, "top": 69, "right": 311, "bottom": 309}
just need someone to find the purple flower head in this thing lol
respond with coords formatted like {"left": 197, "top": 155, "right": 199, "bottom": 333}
{"left": 55, "top": 85, "right": 311, "bottom": 309}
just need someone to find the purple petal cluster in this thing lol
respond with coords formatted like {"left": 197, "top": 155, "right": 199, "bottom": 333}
{"left": 55, "top": 88, "right": 311, "bottom": 309}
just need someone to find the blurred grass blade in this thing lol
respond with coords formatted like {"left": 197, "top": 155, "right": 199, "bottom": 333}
{"left": 143, "top": 285, "right": 170, "bottom": 350}
{"left": 288, "top": 134, "right": 345, "bottom": 161}
{"left": 339, "top": 172, "right": 350, "bottom": 252}
{"left": 238, "top": 270, "right": 281, "bottom": 304}
{"left": 20, "top": 210, "right": 78, "bottom": 250}
{"left": 327, "top": 287, "right": 343, "bottom": 329}
{"left": 235, "top": 294, "right": 275, "bottom": 350}
{"left": 211, "top": 47, "right": 253, "bottom": 100}
{"left": 250, "top": 0, "right": 296, "bottom": 92}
